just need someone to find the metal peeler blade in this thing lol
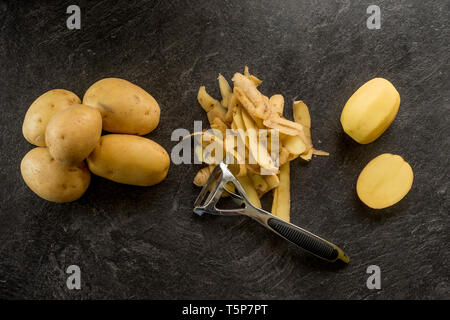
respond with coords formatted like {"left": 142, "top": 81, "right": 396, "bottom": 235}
{"left": 194, "top": 162, "right": 350, "bottom": 263}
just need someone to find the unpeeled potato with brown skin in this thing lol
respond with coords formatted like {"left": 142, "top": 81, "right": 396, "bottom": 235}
{"left": 20, "top": 147, "right": 91, "bottom": 202}
{"left": 83, "top": 78, "right": 160, "bottom": 135}
{"left": 22, "top": 89, "right": 81, "bottom": 146}
{"left": 45, "top": 104, "right": 102, "bottom": 165}
{"left": 87, "top": 134, "right": 170, "bottom": 186}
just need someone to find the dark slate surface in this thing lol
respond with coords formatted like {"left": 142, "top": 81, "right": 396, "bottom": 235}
{"left": 0, "top": 0, "right": 449, "bottom": 299}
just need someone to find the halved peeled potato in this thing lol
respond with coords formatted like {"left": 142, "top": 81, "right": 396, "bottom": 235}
{"left": 357, "top": 153, "right": 413, "bottom": 209}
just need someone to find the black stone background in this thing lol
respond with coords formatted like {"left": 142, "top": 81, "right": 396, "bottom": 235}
{"left": 0, "top": 0, "right": 449, "bottom": 299}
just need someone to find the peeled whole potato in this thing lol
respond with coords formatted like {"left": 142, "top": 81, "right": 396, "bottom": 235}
{"left": 20, "top": 147, "right": 91, "bottom": 202}
{"left": 357, "top": 153, "right": 413, "bottom": 209}
{"left": 22, "top": 89, "right": 81, "bottom": 146}
{"left": 87, "top": 134, "right": 170, "bottom": 186}
{"left": 340, "top": 78, "right": 400, "bottom": 144}
{"left": 83, "top": 78, "right": 160, "bottom": 135}
{"left": 46, "top": 104, "right": 102, "bottom": 165}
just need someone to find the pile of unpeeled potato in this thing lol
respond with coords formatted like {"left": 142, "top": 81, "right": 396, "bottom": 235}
{"left": 21, "top": 78, "right": 170, "bottom": 203}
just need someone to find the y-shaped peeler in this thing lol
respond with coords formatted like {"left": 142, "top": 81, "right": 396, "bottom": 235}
{"left": 194, "top": 163, "right": 350, "bottom": 263}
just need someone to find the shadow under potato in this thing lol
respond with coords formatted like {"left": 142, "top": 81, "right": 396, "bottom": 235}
{"left": 353, "top": 191, "right": 411, "bottom": 223}
{"left": 79, "top": 174, "right": 171, "bottom": 218}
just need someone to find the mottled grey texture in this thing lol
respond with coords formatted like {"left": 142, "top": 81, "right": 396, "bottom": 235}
{"left": 0, "top": 0, "right": 449, "bottom": 299}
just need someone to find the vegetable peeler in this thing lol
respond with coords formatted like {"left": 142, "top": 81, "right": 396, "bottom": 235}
{"left": 194, "top": 162, "right": 350, "bottom": 263}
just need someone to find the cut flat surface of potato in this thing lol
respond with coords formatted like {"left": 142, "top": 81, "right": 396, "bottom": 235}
{"left": 357, "top": 153, "right": 413, "bottom": 209}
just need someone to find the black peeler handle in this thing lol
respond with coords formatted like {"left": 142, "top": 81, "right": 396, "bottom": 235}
{"left": 267, "top": 218, "right": 345, "bottom": 262}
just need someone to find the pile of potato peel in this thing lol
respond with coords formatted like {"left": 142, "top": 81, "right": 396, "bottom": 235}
{"left": 193, "top": 66, "right": 328, "bottom": 222}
